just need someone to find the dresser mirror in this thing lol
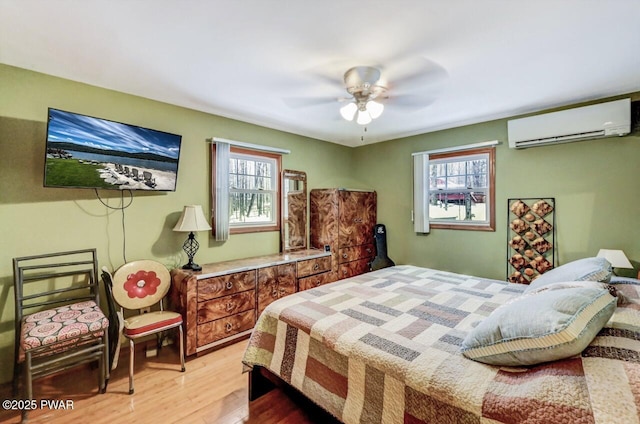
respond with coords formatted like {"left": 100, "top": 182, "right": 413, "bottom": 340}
{"left": 281, "top": 170, "right": 307, "bottom": 252}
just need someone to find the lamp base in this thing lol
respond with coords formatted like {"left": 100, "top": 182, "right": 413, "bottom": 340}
{"left": 182, "top": 262, "right": 202, "bottom": 272}
{"left": 181, "top": 231, "right": 202, "bottom": 271}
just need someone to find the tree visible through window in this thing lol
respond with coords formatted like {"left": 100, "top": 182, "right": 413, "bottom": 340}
{"left": 228, "top": 148, "right": 280, "bottom": 233}
{"left": 427, "top": 147, "right": 495, "bottom": 230}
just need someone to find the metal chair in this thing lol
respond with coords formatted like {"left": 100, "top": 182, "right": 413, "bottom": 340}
{"left": 101, "top": 267, "right": 125, "bottom": 385}
{"left": 103, "top": 260, "right": 185, "bottom": 394}
{"left": 13, "top": 249, "right": 109, "bottom": 420}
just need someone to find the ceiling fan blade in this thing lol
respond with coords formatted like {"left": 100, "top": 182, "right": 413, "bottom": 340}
{"left": 384, "top": 93, "right": 439, "bottom": 110}
{"left": 282, "top": 96, "right": 345, "bottom": 109}
{"left": 382, "top": 56, "right": 448, "bottom": 93}
{"left": 306, "top": 71, "right": 344, "bottom": 88}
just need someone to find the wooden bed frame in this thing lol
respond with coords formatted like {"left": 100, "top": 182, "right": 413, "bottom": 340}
{"left": 248, "top": 366, "right": 277, "bottom": 401}
{"left": 248, "top": 366, "right": 341, "bottom": 423}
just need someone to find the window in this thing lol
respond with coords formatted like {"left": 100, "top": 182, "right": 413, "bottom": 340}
{"left": 212, "top": 142, "right": 282, "bottom": 238}
{"left": 228, "top": 147, "right": 280, "bottom": 233}
{"left": 414, "top": 146, "right": 495, "bottom": 232}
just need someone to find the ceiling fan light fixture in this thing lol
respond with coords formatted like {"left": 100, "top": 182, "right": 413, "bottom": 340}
{"left": 366, "top": 100, "right": 384, "bottom": 119}
{"left": 340, "top": 66, "right": 389, "bottom": 125}
{"left": 356, "top": 109, "right": 372, "bottom": 125}
{"left": 340, "top": 102, "right": 358, "bottom": 121}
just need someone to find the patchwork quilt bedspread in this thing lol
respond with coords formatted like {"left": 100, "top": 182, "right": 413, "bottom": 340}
{"left": 242, "top": 265, "right": 640, "bottom": 424}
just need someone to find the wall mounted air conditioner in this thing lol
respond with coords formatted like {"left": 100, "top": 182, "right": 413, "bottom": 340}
{"left": 508, "top": 98, "right": 631, "bottom": 149}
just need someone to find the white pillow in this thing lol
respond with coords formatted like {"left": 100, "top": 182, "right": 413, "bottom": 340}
{"left": 461, "top": 282, "right": 617, "bottom": 366}
{"left": 524, "top": 257, "right": 612, "bottom": 293}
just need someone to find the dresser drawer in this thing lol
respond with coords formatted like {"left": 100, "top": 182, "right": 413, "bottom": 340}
{"left": 297, "top": 256, "right": 332, "bottom": 278}
{"left": 257, "top": 282, "right": 295, "bottom": 315}
{"left": 298, "top": 271, "right": 335, "bottom": 291}
{"left": 338, "top": 244, "right": 375, "bottom": 264}
{"left": 339, "top": 258, "right": 371, "bottom": 279}
{"left": 197, "top": 309, "right": 255, "bottom": 347}
{"left": 257, "top": 264, "right": 296, "bottom": 316}
{"left": 197, "top": 290, "right": 255, "bottom": 324}
{"left": 197, "top": 270, "right": 256, "bottom": 302}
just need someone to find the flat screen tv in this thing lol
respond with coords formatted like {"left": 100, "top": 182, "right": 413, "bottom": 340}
{"left": 44, "top": 108, "right": 182, "bottom": 191}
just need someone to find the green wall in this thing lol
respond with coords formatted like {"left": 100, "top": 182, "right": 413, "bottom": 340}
{"left": 353, "top": 99, "right": 640, "bottom": 279}
{"left": 0, "top": 64, "right": 361, "bottom": 384}
{"left": 1, "top": 63, "right": 638, "bottom": 385}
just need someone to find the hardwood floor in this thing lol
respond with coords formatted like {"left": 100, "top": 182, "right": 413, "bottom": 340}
{"left": 0, "top": 340, "right": 340, "bottom": 424}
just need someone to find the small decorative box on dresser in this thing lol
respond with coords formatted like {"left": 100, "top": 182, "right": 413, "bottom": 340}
{"left": 170, "top": 249, "right": 331, "bottom": 356}
{"left": 310, "top": 188, "right": 377, "bottom": 283}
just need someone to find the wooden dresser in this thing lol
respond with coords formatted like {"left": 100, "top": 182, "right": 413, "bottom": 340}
{"left": 170, "top": 249, "right": 331, "bottom": 356}
{"left": 310, "top": 189, "right": 377, "bottom": 283}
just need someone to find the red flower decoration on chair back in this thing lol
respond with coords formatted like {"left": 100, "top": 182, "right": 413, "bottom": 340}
{"left": 123, "top": 270, "right": 161, "bottom": 299}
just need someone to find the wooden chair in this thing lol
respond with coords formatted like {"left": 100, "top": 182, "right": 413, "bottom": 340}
{"left": 103, "top": 260, "right": 185, "bottom": 394}
{"left": 13, "top": 249, "right": 109, "bottom": 420}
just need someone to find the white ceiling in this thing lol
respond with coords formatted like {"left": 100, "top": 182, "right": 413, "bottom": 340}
{"left": 1, "top": 0, "right": 639, "bottom": 147}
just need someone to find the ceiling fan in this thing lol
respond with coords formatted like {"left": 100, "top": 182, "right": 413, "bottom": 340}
{"left": 283, "top": 57, "right": 448, "bottom": 125}
{"left": 339, "top": 66, "right": 387, "bottom": 125}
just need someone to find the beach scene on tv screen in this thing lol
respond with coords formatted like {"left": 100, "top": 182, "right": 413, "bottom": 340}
{"left": 44, "top": 109, "right": 181, "bottom": 190}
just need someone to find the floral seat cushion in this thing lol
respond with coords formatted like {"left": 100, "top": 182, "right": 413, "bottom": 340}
{"left": 19, "top": 300, "right": 109, "bottom": 360}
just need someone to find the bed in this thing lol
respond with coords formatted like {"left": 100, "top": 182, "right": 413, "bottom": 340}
{"left": 242, "top": 264, "right": 640, "bottom": 423}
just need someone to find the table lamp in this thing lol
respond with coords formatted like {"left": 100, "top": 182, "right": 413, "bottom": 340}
{"left": 173, "top": 205, "right": 212, "bottom": 271}
{"left": 596, "top": 249, "right": 633, "bottom": 276}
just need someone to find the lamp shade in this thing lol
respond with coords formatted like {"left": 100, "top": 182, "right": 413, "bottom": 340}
{"left": 340, "top": 102, "right": 357, "bottom": 121}
{"left": 173, "top": 205, "right": 212, "bottom": 232}
{"left": 597, "top": 249, "right": 633, "bottom": 269}
{"left": 366, "top": 100, "right": 384, "bottom": 119}
{"left": 356, "top": 109, "right": 372, "bottom": 125}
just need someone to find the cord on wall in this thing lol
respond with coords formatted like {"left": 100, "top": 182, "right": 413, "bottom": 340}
{"left": 95, "top": 189, "right": 133, "bottom": 263}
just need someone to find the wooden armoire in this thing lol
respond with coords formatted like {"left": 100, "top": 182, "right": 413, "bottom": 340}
{"left": 310, "top": 189, "right": 377, "bottom": 284}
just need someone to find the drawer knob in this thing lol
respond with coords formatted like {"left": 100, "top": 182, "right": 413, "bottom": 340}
{"left": 226, "top": 281, "right": 233, "bottom": 290}
{"left": 342, "top": 254, "right": 348, "bottom": 259}
{"left": 225, "top": 322, "right": 233, "bottom": 332}
{"left": 354, "top": 218, "right": 363, "bottom": 223}
{"left": 314, "top": 263, "right": 319, "bottom": 270}
{"left": 315, "top": 279, "right": 321, "bottom": 287}
{"left": 272, "top": 290, "right": 278, "bottom": 298}
{"left": 226, "top": 302, "right": 235, "bottom": 312}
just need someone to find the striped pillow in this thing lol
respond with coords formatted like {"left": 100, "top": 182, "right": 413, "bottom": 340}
{"left": 524, "top": 257, "right": 612, "bottom": 293}
{"left": 461, "top": 282, "right": 617, "bottom": 366}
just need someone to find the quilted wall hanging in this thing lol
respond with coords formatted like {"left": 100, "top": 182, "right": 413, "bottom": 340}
{"left": 507, "top": 198, "right": 556, "bottom": 284}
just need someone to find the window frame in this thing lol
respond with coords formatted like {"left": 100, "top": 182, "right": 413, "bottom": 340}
{"left": 212, "top": 145, "right": 281, "bottom": 235}
{"left": 424, "top": 147, "right": 496, "bottom": 231}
